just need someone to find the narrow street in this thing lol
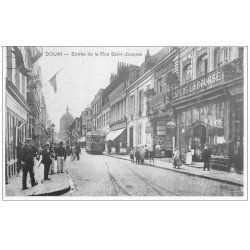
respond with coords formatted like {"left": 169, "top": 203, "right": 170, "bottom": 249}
{"left": 65, "top": 151, "right": 243, "bottom": 197}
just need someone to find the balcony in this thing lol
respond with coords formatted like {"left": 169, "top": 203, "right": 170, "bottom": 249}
{"left": 170, "top": 57, "right": 243, "bottom": 102}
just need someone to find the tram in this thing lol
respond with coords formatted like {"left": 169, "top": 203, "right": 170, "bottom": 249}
{"left": 86, "top": 131, "right": 105, "bottom": 154}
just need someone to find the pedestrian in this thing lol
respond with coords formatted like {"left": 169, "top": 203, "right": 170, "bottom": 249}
{"left": 140, "top": 146, "right": 146, "bottom": 165}
{"left": 49, "top": 143, "right": 56, "bottom": 174}
{"left": 66, "top": 143, "right": 70, "bottom": 156}
{"left": 129, "top": 147, "right": 135, "bottom": 163}
{"left": 149, "top": 147, "right": 154, "bottom": 163}
{"left": 135, "top": 147, "right": 141, "bottom": 164}
{"left": 56, "top": 141, "right": 67, "bottom": 173}
{"left": 20, "top": 139, "right": 38, "bottom": 190}
{"left": 234, "top": 143, "right": 243, "bottom": 173}
{"left": 173, "top": 148, "right": 182, "bottom": 169}
{"left": 75, "top": 143, "right": 81, "bottom": 161}
{"left": 41, "top": 143, "right": 52, "bottom": 181}
{"left": 185, "top": 149, "right": 193, "bottom": 166}
{"left": 201, "top": 143, "right": 211, "bottom": 171}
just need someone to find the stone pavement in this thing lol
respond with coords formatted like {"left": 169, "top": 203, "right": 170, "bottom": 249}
{"left": 106, "top": 153, "right": 244, "bottom": 187}
{"left": 5, "top": 158, "right": 71, "bottom": 196}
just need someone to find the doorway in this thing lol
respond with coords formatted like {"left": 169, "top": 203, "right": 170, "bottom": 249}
{"left": 193, "top": 124, "right": 207, "bottom": 148}
{"left": 129, "top": 126, "right": 133, "bottom": 148}
{"left": 192, "top": 124, "right": 206, "bottom": 161}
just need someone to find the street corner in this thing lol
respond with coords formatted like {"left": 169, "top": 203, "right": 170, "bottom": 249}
{"left": 5, "top": 172, "right": 71, "bottom": 197}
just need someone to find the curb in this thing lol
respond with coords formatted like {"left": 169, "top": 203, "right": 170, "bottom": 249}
{"left": 31, "top": 185, "right": 71, "bottom": 196}
{"left": 106, "top": 155, "right": 243, "bottom": 187}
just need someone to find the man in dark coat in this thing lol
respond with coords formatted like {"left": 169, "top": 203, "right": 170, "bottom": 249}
{"left": 41, "top": 143, "right": 52, "bottom": 180}
{"left": 202, "top": 143, "right": 211, "bottom": 171}
{"left": 20, "top": 139, "right": 38, "bottom": 190}
{"left": 56, "top": 142, "right": 67, "bottom": 173}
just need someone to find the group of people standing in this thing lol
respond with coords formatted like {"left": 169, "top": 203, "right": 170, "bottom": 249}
{"left": 17, "top": 139, "right": 68, "bottom": 190}
{"left": 129, "top": 145, "right": 155, "bottom": 165}
{"left": 173, "top": 143, "right": 211, "bottom": 171}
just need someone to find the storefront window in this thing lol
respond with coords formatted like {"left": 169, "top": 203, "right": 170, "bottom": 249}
{"left": 179, "top": 100, "right": 227, "bottom": 157}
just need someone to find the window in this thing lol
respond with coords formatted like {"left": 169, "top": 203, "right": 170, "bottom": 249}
{"left": 129, "top": 95, "right": 134, "bottom": 119}
{"left": 197, "top": 54, "right": 208, "bottom": 77}
{"left": 138, "top": 123, "right": 142, "bottom": 145}
{"left": 216, "top": 47, "right": 229, "bottom": 68}
{"left": 138, "top": 90, "right": 144, "bottom": 116}
{"left": 183, "top": 64, "right": 192, "bottom": 83}
{"left": 157, "top": 78, "right": 162, "bottom": 93}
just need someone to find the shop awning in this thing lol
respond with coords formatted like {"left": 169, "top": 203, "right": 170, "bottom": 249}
{"left": 77, "top": 136, "right": 86, "bottom": 142}
{"left": 106, "top": 128, "right": 125, "bottom": 141}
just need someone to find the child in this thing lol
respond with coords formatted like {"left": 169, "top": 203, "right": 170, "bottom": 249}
{"left": 129, "top": 147, "right": 135, "bottom": 163}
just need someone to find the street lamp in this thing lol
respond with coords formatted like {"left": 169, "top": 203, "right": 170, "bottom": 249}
{"left": 51, "top": 123, "right": 55, "bottom": 144}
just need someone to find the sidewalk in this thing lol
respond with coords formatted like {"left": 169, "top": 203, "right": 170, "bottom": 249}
{"left": 106, "top": 153, "right": 244, "bottom": 187}
{"left": 5, "top": 158, "right": 71, "bottom": 196}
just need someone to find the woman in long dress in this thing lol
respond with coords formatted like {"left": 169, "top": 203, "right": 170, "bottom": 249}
{"left": 185, "top": 149, "right": 192, "bottom": 165}
{"left": 173, "top": 148, "right": 182, "bottom": 169}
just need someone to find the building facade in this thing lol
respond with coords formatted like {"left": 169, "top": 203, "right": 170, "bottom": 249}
{"left": 4, "top": 46, "right": 45, "bottom": 183}
{"left": 171, "top": 46, "right": 243, "bottom": 168}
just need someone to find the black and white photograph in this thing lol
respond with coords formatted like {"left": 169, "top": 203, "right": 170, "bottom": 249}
{"left": 2, "top": 46, "right": 246, "bottom": 199}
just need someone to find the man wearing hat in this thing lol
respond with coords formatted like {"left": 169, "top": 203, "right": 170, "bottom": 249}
{"left": 41, "top": 142, "right": 52, "bottom": 180}
{"left": 20, "top": 139, "right": 38, "bottom": 190}
{"left": 56, "top": 142, "right": 67, "bottom": 173}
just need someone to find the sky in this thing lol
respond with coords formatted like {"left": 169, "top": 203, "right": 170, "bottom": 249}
{"left": 38, "top": 47, "right": 163, "bottom": 132}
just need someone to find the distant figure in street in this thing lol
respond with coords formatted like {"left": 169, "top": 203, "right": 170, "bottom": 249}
{"left": 56, "top": 142, "right": 67, "bottom": 173}
{"left": 20, "top": 139, "right": 38, "bottom": 190}
{"left": 135, "top": 147, "right": 141, "bottom": 164}
{"left": 173, "top": 148, "right": 182, "bottom": 169}
{"left": 185, "top": 149, "right": 193, "bottom": 166}
{"left": 75, "top": 143, "right": 81, "bottom": 161}
{"left": 66, "top": 143, "right": 70, "bottom": 156}
{"left": 140, "top": 146, "right": 146, "bottom": 165}
{"left": 201, "top": 143, "right": 211, "bottom": 171}
{"left": 41, "top": 143, "right": 52, "bottom": 181}
{"left": 49, "top": 143, "right": 56, "bottom": 174}
{"left": 129, "top": 147, "right": 135, "bottom": 163}
{"left": 234, "top": 143, "right": 243, "bottom": 173}
{"left": 148, "top": 147, "right": 154, "bottom": 163}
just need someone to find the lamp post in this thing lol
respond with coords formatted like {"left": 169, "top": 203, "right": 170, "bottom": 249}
{"left": 51, "top": 123, "right": 55, "bottom": 144}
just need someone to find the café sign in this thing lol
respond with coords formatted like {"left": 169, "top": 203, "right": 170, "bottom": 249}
{"left": 171, "top": 68, "right": 224, "bottom": 100}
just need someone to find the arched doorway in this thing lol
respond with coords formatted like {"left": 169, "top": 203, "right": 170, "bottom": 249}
{"left": 192, "top": 123, "right": 207, "bottom": 161}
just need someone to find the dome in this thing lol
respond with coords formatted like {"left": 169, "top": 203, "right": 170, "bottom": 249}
{"left": 60, "top": 105, "right": 74, "bottom": 133}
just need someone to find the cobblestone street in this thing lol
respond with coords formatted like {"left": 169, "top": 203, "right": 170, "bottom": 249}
{"left": 65, "top": 151, "right": 243, "bottom": 197}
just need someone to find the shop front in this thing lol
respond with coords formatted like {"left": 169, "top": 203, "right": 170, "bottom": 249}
{"left": 148, "top": 93, "right": 175, "bottom": 158}
{"left": 106, "top": 119, "right": 127, "bottom": 154}
{"left": 171, "top": 57, "right": 243, "bottom": 169}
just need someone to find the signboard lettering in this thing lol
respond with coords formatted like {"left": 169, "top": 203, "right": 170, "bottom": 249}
{"left": 171, "top": 69, "right": 224, "bottom": 100}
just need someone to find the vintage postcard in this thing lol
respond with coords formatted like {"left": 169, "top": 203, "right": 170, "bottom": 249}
{"left": 2, "top": 46, "right": 247, "bottom": 200}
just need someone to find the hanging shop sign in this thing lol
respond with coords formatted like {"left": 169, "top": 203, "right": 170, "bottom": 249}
{"left": 171, "top": 68, "right": 224, "bottom": 100}
{"left": 166, "top": 120, "right": 176, "bottom": 129}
